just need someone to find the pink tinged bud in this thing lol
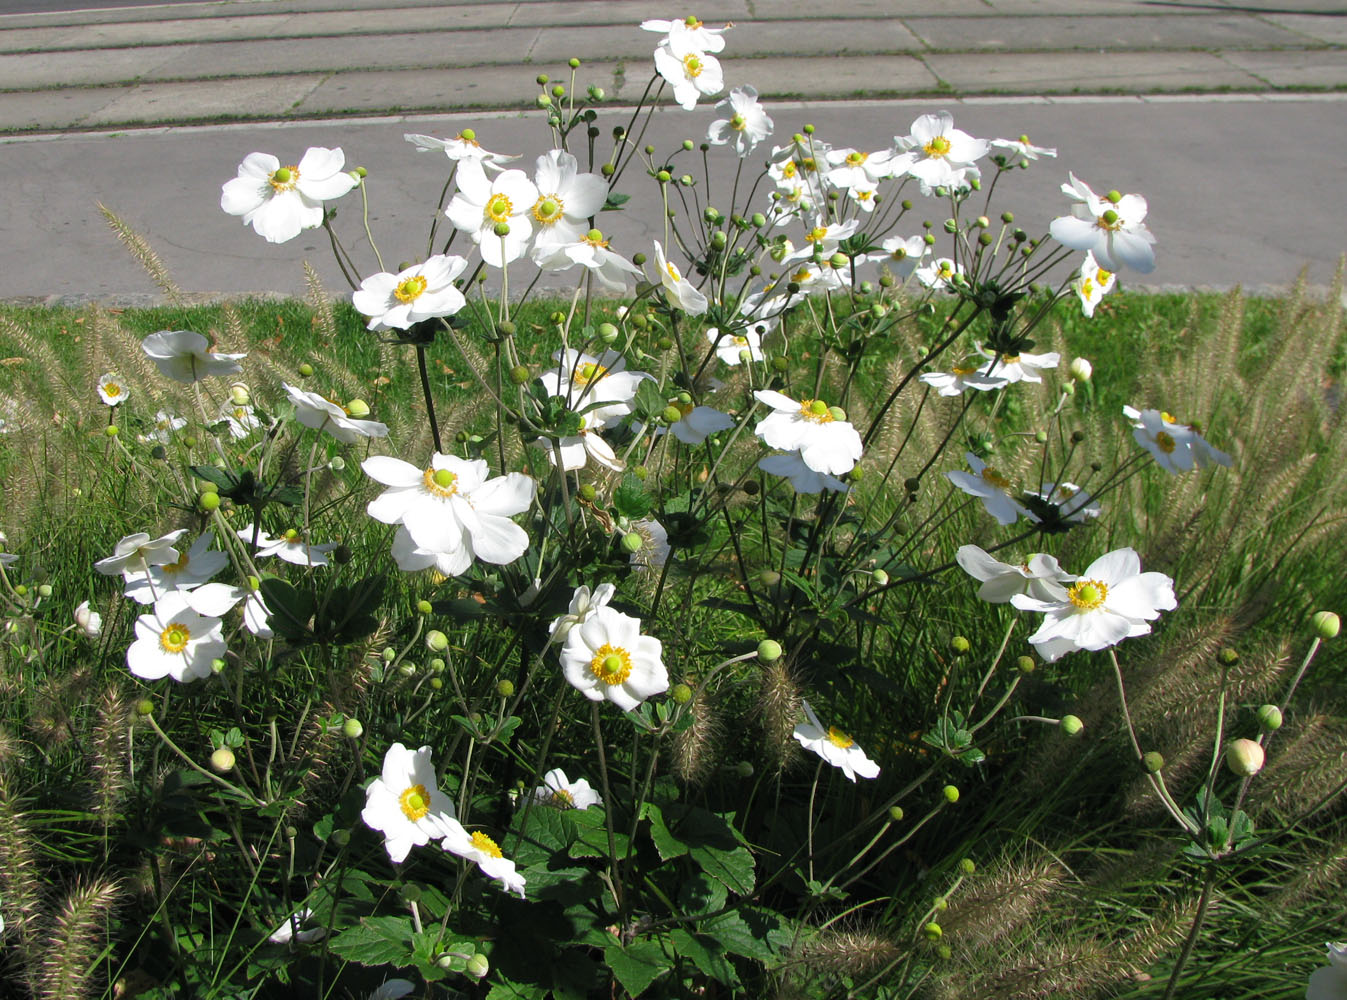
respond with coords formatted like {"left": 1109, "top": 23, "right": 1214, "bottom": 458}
{"left": 1224, "top": 738, "right": 1265, "bottom": 777}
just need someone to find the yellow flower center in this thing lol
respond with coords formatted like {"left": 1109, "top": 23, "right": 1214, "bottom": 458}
{"left": 470, "top": 830, "right": 503, "bottom": 857}
{"left": 826, "top": 726, "right": 854, "bottom": 748}
{"left": 159, "top": 623, "right": 191, "bottom": 654}
{"left": 790, "top": 267, "right": 813, "bottom": 284}
{"left": 395, "top": 274, "right": 428, "bottom": 303}
{"left": 486, "top": 193, "right": 513, "bottom": 223}
{"left": 1154, "top": 431, "right": 1177, "bottom": 454}
{"left": 683, "top": 54, "right": 703, "bottom": 77}
{"left": 980, "top": 466, "right": 1012, "bottom": 490}
{"left": 548, "top": 788, "right": 575, "bottom": 808}
{"left": 781, "top": 161, "right": 798, "bottom": 179}
{"left": 800, "top": 157, "right": 817, "bottom": 173}
{"left": 856, "top": 190, "right": 873, "bottom": 201}
{"left": 455, "top": 130, "right": 480, "bottom": 147}
{"left": 732, "top": 335, "right": 748, "bottom": 346}
{"left": 574, "top": 362, "right": 608, "bottom": 385}
{"left": 161, "top": 549, "right": 191, "bottom": 575}
{"left": 1000, "top": 354, "right": 1020, "bottom": 365}
{"left": 269, "top": 165, "right": 299, "bottom": 191}
{"left": 1160, "top": 411, "right": 1178, "bottom": 424}
{"left": 399, "top": 784, "right": 429, "bottom": 821}
{"left": 923, "top": 136, "right": 951, "bottom": 157}
{"left": 666, "top": 262, "right": 682, "bottom": 283}
{"left": 533, "top": 195, "right": 564, "bottom": 224}
{"left": 1068, "top": 579, "right": 1109, "bottom": 610}
{"left": 589, "top": 643, "right": 633, "bottom": 685}
{"left": 676, "top": 401, "right": 695, "bottom": 419}
{"left": 952, "top": 364, "right": 978, "bottom": 375}
{"left": 729, "top": 113, "right": 746, "bottom": 131}
{"left": 938, "top": 262, "right": 954, "bottom": 279}
{"left": 1057, "top": 485, "right": 1077, "bottom": 499}
{"left": 104, "top": 382, "right": 122, "bottom": 398}
{"left": 800, "top": 399, "right": 834, "bottom": 424}
{"left": 1097, "top": 266, "right": 1113, "bottom": 284}
{"left": 1096, "top": 209, "right": 1122, "bottom": 231}
{"left": 805, "top": 226, "right": 828, "bottom": 244}
{"left": 423, "top": 466, "right": 459, "bottom": 497}
{"left": 845, "top": 151, "right": 867, "bottom": 166}
{"left": 1081, "top": 278, "right": 1096, "bottom": 296}
{"left": 583, "top": 229, "right": 610, "bottom": 248}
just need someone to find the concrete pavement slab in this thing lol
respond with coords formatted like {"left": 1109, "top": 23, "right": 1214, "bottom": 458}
{"left": 531, "top": 20, "right": 927, "bottom": 62}
{"left": 84, "top": 73, "right": 326, "bottom": 126}
{"left": 724, "top": 54, "right": 939, "bottom": 101}
{"left": 1219, "top": 48, "right": 1347, "bottom": 89}
{"left": 0, "top": 84, "right": 123, "bottom": 128}
{"left": 905, "top": 14, "right": 1310, "bottom": 52}
{"left": 1, "top": 96, "right": 1342, "bottom": 302}
{"left": 1259, "top": 14, "right": 1347, "bottom": 47}
{"left": 0, "top": 43, "right": 186, "bottom": 89}
{"left": 924, "top": 51, "right": 1264, "bottom": 95}
{"left": 296, "top": 65, "right": 595, "bottom": 116}
{"left": 0, "top": 14, "right": 301, "bottom": 53}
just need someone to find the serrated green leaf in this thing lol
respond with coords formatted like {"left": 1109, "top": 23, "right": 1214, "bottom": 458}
{"left": 645, "top": 803, "right": 688, "bottom": 862}
{"left": 327, "top": 915, "right": 415, "bottom": 967}
{"left": 701, "top": 907, "right": 790, "bottom": 963}
{"left": 603, "top": 192, "right": 632, "bottom": 211}
{"left": 670, "top": 929, "right": 739, "bottom": 986}
{"left": 486, "top": 980, "right": 548, "bottom": 1000}
{"left": 604, "top": 938, "right": 669, "bottom": 997}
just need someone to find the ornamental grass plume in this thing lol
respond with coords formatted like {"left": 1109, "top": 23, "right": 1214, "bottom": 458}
{"left": 940, "top": 859, "right": 1065, "bottom": 948}
{"left": 90, "top": 683, "right": 132, "bottom": 818}
{"left": 669, "top": 684, "right": 720, "bottom": 785}
{"left": 36, "top": 875, "right": 123, "bottom": 1000}
{"left": 99, "top": 204, "right": 186, "bottom": 307}
{"left": 0, "top": 770, "right": 44, "bottom": 982}
{"left": 756, "top": 657, "right": 802, "bottom": 777}
{"left": 1247, "top": 711, "right": 1347, "bottom": 816}
{"left": 789, "top": 925, "right": 900, "bottom": 979}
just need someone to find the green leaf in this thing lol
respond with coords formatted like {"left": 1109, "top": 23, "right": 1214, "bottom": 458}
{"left": 602, "top": 192, "right": 632, "bottom": 211}
{"left": 702, "top": 907, "right": 790, "bottom": 963}
{"left": 670, "top": 928, "right": 739, "bottom": 986}
{"left": 486, "top": 981, "right": 548, "bottom": 1000}
{"left": 668, "top": 806, "right": 755, "bottom": 895}
{"left": 327, "top": 915, "right": 415, "bottom": 967}
{"left": 631, "top": 379, "right": 667, "bottom": 420}
{"left": 258, "top": 578, "right": 314, "bottom": 640}
{"left": 604, "top": 938, "right": 669, "bottom": 997}
{"left": 613, "top": 475, "right": 654, "bottom": 520}
{"left": 645, "top": 803, "right": 688, "bottom": 862}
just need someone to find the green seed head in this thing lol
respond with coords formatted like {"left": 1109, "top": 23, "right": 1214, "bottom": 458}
{"left": 342, "top": 718, "right": 364, "bottom": 739}
{"left": 942, "top": 784, "right": 960, "bottom": 804}
{"left": 672, "top": 683, "right": 693, "bottom": 704}
{"left": 1060, "top": 715, "right": 1084, "bottom": 737}
{"left": 1311, "top": 610, "right": 1340, "bottom": 639}
{"left": 757, "top": 639, "right": 783, "bottom": 662}
{"left": 497, "top": 679, "right": 515, "bottom": 697}
{"left": 426, "top": 629, "right": 449, "bottom": 652}
{"left": 1143, "top": 750, "right": 1165, "bottom": 773}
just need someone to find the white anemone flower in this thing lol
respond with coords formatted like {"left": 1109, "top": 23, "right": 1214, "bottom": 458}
{"left": 653, "top": 241, "right": 708, "bottom": 316}
{"left": 914, "top": 257, "right": 963, "bottom": 292}
{"left": 74, "top": 600, "right": 102, "bottom": 638}
{"left": 533, "top": 768, "right": 602, "bottom": 810}
{"left": 237, "top": 526, "right": 339, "bottom": 567}
{"left": 1026, "top": 481, "right": 1101, "bottom": 523}
{"left": 352, "top": 255, "right": 468, "bottom": 332}
{"left": 220, "top": 146, "right": 358, "bottom": 244}
{"left": 1049, "top": 173, "right": 1156, "bottom": 274}
{"left": 782, "top": 219, "right": 859, "bottom": 266}
{"left": 955, "top": 545, "right": 1075, "bottom": 604}
{"left": 123, "top": 532, "right": 229, "bottom": 605}
{"left": 529, "top": 149, "right": 609, "bottom": 253}
{"left": 539, "top": 349, "right": 651, "bottom": 430}
{"left": 126, "top": 591, "right": 227, "bottom": 683}
{"left": 141, "top": 411, "right": 187, "bottom": 444}
{"left": 946, "top": 452, "right": 1030, "bottom": 526}
{"left": 269, "top": 908, "right": 327, "bottom": 945}
{"left": 283, "top": 382, "right": 389, "bottom": 443}
{"left": 989, "top": 134, "right": 1057, "bottom": 164}
{"left": 918, "top": 360, "right": 1009, "bottom": 396}
{"left": 533, "top": 228, "right": 642, "bottom": 291}
{"left": 361, "top": 743, "right": 458, "bottom": 864}
{"left": 706, "top": 323, "right": 767, "bottom": 366}
{"left": 758, "top": 452, "right": 848, "bottom": 494}
{"left": 1074, "top": 251, "right": 1117, "bottom": 318}
{"left": 667, "top": 404, "right": 734, "bottom": 446}
{"left": 550, "top": 583, "right": 616, "bottom": 641}
{"left": 1011, "top": 547, "right": 1177, "bottom": 663}
{"left": 707, "top": 86, "right": 773, "bottom": 156}
{"left": 1123, "top": 406, "right": 1232, "bottom": 474}
{"left": 823, "top": 147, "right": 899, "bottom": 191}
{"left": 439, "top": 820, "right": 526, "bottom": 897}
{"left": 793, "top": 700, "right": 880, "bottom": 782}
{"left": 867, "top": 234, "right": 928, "bottom": 279}
{"left": 894, "top": 112, "right": 988, "bottom": 192}
{"left": 97, "top": 373, "right": 128, "bottom": 407}
{"left": 626, "top": 518, "right": 670, "bottom": 576}
{"left": 142, "top": 331, "right": 245, "bottom": 384}
{"left": 1308, "top": 941, "right": 1347, "bottom": 1000}
{"left": 404, "top": 129, "right": 518, "bottom": 170}
{"left": 539, "top": 419, "right": 625, "bottom": 473}
{"left": 560, "top": 606, "right": 668, "bottom": 711}
{"left": 975, "top": 347, "right": 1061, "bottom": 385}
{"left": 220, "top": 401, "right": 265, "bottom": 440}
{"left": 444, "top": 160, "right": 539, "bottom": 267}
{"left": 753, "top": 390, "right": 863, "bottom": 477}
{"left": 94, "top": 529, "right": 186, "bottom": 577}
{"left": 640, "top": 15, "right": 729, "bottom": 53}
{"left": 652, "top": 29, "right": 724, "bottom": 111}
{"left": 363, "top": 454, "right": 535, "bottom": 569}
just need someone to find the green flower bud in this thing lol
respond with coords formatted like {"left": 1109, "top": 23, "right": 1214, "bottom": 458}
{"left": 977, "top": 232, "right": 993, "bottom": 247}
{"left": 568, "top": 56, "right": 581, "bottom": 68}
{"left": 735, "top": 760, "right": 754, "bottom": 778}
{"left": 466, "top": 953, "right": 490, "bottom": 978}
{"left": 633, "top": 464, "right": 648, "bottom": 480}
{"left": 1001, "top": 211, "right": 1014, "bottom": 224}
{"left": 497, "top": 679, "right": 515, "bottom": 697}
{"left": 657, "top": 170, "right": 671, "bottom": 183}
{"left": 210, "top": 747, "right": 236, "bottom": 773}
{"left": 1225, "top": 738, "right": 1265, "bottom": 776}
{"left": 662, "top": 405, "right": 683, "bottom": 424}
{"left": 827, "top": 405, "right": 848, "bottom": 422}
{"left": 578, "top": 484, "right": 597, "bottom": 502}
{"left": 211, "top": 658, "right": 227, "bottom": 674}
{"left": 888, "top": 806, "right": 904, "bottom": 822}
{"left": 105, "top": 425, "right": 119, "bottom": 438}
{"left": 829, "top": 252, "right": 848, "bottom": 270}
{"left": 937, "top": 944, "right": 952, "bottom": 960}
{"left": 426, "top": 629, "right": 449, "bottom": 652}
{"left": 1143, "top": 750, "right": 1165, "bottom": 773}
{"left": 429, "top": 658, "right": 445, "bottom": 672}
{"left": 711, "top": 231, "right": 728, "bottom": 249}
{"left": 493, "top": 221, "right": 511, "bottom": 237}
{"left": 1060, "top": 715, "right": 1084, "bottom": 736}
{"left": 536, "top": 74, "right": 549, "bottom": 85}
{"left": 759, "top": 570, "right": 781, "bottom": 586}
{"left": 1256, "top": 704, "right": 1283, "bottom": 732}
{"left": 942, "top": 784, "right": 960, "bottom": 803}
{"left": 1312, "top": 610, "right": 1340, "bottom": 639}
{"left": 620, "top": 532, "right": 643, "bottom": 554}
{"left": 135, "top": 698, "right": 154, "bottom": 717}
{"left": 415, "top": 600, "right": 432, "bottom": 615}
{"left": 342, "top": 718, "right": 364, "bottom": 739}
{"left": 1217, "top": 647, "right": 1240, "bottom": 666}
{"left": 758, "top": 639, "right": 783, "bottom": 662}
{"left": 959, "top": 857, "right": 976, "bottom": 874}
{"left": 949, "top": 636, "right": 970, "bottom": 656}
{"left": 943, "top": 219, "right": 958, "bottom": 234}
{"left": 199, "top": 491, "right": 220, "bottom": 511}
{"left": 536, "top": 94, "right": 551, "bottom": 108}
{"left": 601, "top": 163, "right": 615, "bottom": 177}
{"left": 771, "top": 356, "right": 790, "bottom": 373}
{"left": 430, "top": 676, "right": 443, "bottom": 690}
{"left": 672, "top": 683, "right": 693, "bottom": 704}
{"left": 922, "top": 922, "right": 942, "bottom": 941}
{"left": 1017, "top": 655, "right": 1037, "bottom": 674}
{"left": 933, "top": 896, "right": 948, "bottom": 912}
{"left": 597, "top": 321, "right": 619, "bottom": 342}
{"left": 508, "top": 364, "right": 531, "bottom": 385}
{"left": 803, "top": 123, "right": 815, "bottom": 135}
{"left": 657, "top": 336, "right": 674, "bottom": 351}
{"left": 36, "top": 584, "right": 51, "bottom": 598}
{"left": 551, "top": 84, "right": 565, "bottom": 98}
{"left": 872, "top": 569, "right": 889, "bottom": 587}
{"left": 1069, "top": 357, "right": 1093, "bottom": 382}
{"left": 183, "top": 435, "right": 197, "bottom": 448}
{"left": 1034, "top": 430, "right": 1048, "bottom": 444}
{"left": 328, "top": 456, "right": 346, "bottom": 472}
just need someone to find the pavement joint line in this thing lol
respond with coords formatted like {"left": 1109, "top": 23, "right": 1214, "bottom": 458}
{"left": 4, "top": 89, "right": 1346, "bottom": 145}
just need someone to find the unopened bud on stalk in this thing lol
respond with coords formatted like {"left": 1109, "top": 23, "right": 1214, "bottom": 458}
{"left": 509, "top": 365, "right": 530, "bottom": 385}
{"left": 497, "top": 679, "right": 515, "bottom": 697}
{"left": 1311, "top": 610, "right": 1340, "bottom": 639}
{"left": 426, "top": 629, "right": 449, "bottom": 652}
{"left": 493, "top": 222, "right": 511, "bottom": 237}
{"left": 872, "top": 569, "right": 889, "bottom": 586}
{"left": 672, "top": 683, "right": 693, "bottom": 704}
{"left": 578, "top": 484, "right": 597, "bottom": 502}
{"left": 1069, "top": 357, "right": 1093, "bottom": 382}
{"left": 1059, "top": 715, "right": 1084, "bottom": 736}
{"left": 346, "top": 398, "right": 370, "bottom": 418}
{"left": 210, "top": 747, "right": 236, "bottom": 773}
{"left": 466, "top": 953, "right": 490, "bottom": 978}
{"left": 229, "top": 383, "right": 251, "bottom": 406}
{"left": 757, "top": 639, "right": 783, "bottom": 663}
{"left": 1017, "top": 655, "right": 1036, "bottom": 674}
{"left": 135, "top": 698, "right": 155, "bottom": 717}
{"left": 1143, "top": 750, "right": 1165, "bottom": 773}
{"left": 949, "top": 636, "right": 970, "bottom": 656}
{"left": 942, "top": 784, "right": 960, "bottom": 803}
{"left": 597, "top": 321, "right": 619, "bottom": 342}
{"left": 1218, "top": 647, "right": 1240, "bottom": 665}
{"left": 620, "top": 532, "right": 643, "bottom": 554}
{"left": 1256, "top": 704, "right": 1283, "bottom": 732}
{"left": 1224, "top": 738, "right": 1265, "bottom": 777}
{"left": 888, "top": 806, "right": 904, "bottom": 821}
{"left": 922, "top": 922, "right": 942, "bottom": 941}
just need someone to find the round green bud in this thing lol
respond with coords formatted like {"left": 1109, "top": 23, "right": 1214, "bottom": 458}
{"left": 1034, "top": 430, "right": 1048, "bottom": 444}
{"left": 620, "top": 532, "right": 643, "bottom": 554}
{"left": 827, "top": 405, "right": 848, "bottom": 423}
{"left": 414, "top": 600, "right": 432, "bottom": 616}
{"left": 711, "top": 231, "right": 728, "bottom": 250}
{"left": 933, "top": 896, "right": 948, "bottom": 912}
{"left": 1001, "top": 211, "right": 1014, "bottom": 224}
{"left": 949, "top": 635, "right": 970, "bottom": 656}
{"left": 672, "top": 683, "right": 693, "bottom": 704}
{"left": 871, "top": 303, "right": 888, "bottom": 318}
{"left": 210, "top": 747, "right": 236, "bottom": 773}
{"left": 1217, "top": 647, "right": 1240, "bottom": 666}
{"left": 36, "top": 584, "right": 51, "bottom": 598}
{"left": 922, "top": 922, "right": 943, "bottom": 941}
{"left": 430, "top": 676, "right": 443, "bottom": 690}
{"left": 493, "top": 221, "right": 511, "bottom": 237}
{"left": 426, "top": 629, "right": 449, "bottom": 652}
{"left": 568, "top": 56, "right": 581, "bottom": 68}
{"left": 977, "top": 232, "right": 993, "bottom": 247}
{"left": 183, "top": 435, "right": 197, "bottom": 448}
{"left": 943, "top": 219, "right": 958, "bottom": 234}
{"left": 1225, "top": 738, "right": 1265, "bottom": 776}
{"left": 105, "top": 425, "right": 119, "bottom": 438}
{"left": 937, "top": 944, "right": 952, "bottom": 960}
{"left": 758, "top": 639, "right": 783, "bottom": 663}
{"left": 904, "top": 477, "right": 921, "bottom": 494}
{"left": 1070, "top": 429, "right": 1085, "bottom": 444}
{"left": 872, "top": 569, "right": 889, "bottom": 587}
{"left": 497, "top": 679, "right": 515, "bottom": 697}
{"left": 199, "top": 491, "right": 220, "bottom": 511}
{"left": 429, "top": 658, "right": 445, "bottom": 673}
{"left": 536, "top": 94, "right": 551, "bottom": 108}
{"left": 923, "top": 233, "right": 937, "bottom": 246}
{"left": 436, "top": 954, "right": 455, "bottom": 970}
{"left": 601, "top": 162, "right": 615, "bottom": 177}
{"left": 597, "top": 321, "right": 619, "bottom": 342}
{"left": 735, "top": 760, "right": 754, "bottom": 778}
{"left": 803, "top": 123, "right": 815, "bottom": 134}
{"left": 508, "top": 364, "right": 531, "bottom": 385}
{"left": 828, "top": 252, "right": 848, "bottom": 270}
{"left": 578, "top": 483, "right": 597, "bottom": 502}
{"left": 1143, "top": 750, "right": 1165, "bottom": 773}
{"left": 551, "top": 84, "right": 565, "bottom": 98}
{"left": 942, "top": 784, "right": 960, "bottom": 803}
{"left": 959, "top": 857, "right": 976, "bottom": 875}
{"left": 399, "top": 663, "right": 416, "bottom": 677}
{"left": 212, "top": 657, "right": 227, "bottom": 674}
{"left": 12, "top": 584, "right": 25, "bottom": 597}
{"left": 536, "top": 73, "right": 549, "bottom": 85}
{"left": 466, "top": 953, "right": 490, "bottom": 978}
{"left": 1312, "top": 610, "right": 1340, "bottom": 639}
{"left": 770, "top": 356, "right": 790, "bottom": 373}
{"left": 135, "top": 698, "right": 154, "bottom": 717}
{"left": 656, "top": 170, "right": 671, "bottom": 183}
{"left": 661, "top": 405, "right": 683, "bottom": 424}
{"left": 633, "top": 464, "right": 648, "bottom": 481}
{"left": 975, "top": 216, "right": 990, "bottom": 229}
{"left": 682, "top": 139, "right": 695, "bottom": 151}
{"left": 1256, "top": 704, "right": 1283, "bottom": 732}
{"left": 342, "top": 718, "right": 364, "bottom": 739}
{"left": 751, "top": 212, "right": 766, "bottom": 227}
{"left": 1060, "top": 715, "right": 1084, "bottom": 737}
{"left": 888, "top": 805, "right": 904, "bottom": 822}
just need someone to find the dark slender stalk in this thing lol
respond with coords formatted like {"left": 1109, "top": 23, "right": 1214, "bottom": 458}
{"left": 1162, "top": 870, "right": 1218, "bottom": 1000}
{"left": 415, "top": 344, "right": 442, "bottom": 453}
